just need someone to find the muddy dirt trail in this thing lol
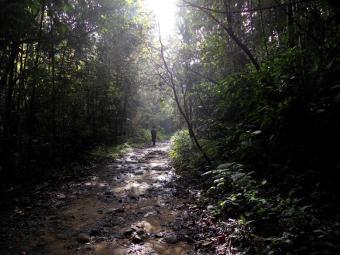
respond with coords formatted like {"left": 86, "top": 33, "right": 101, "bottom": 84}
{"left": 0, "top": 143, "right": 198, "bottom": 255}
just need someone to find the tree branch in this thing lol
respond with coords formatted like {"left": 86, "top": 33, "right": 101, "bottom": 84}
{"left": 180, "top": 0, "right": 311, "bottom": 14}
{"left": 158, "top": 33, "right": 212, "bottom": 165}
{"left": 183, "top": 0, "right": 260, "bottom": 70}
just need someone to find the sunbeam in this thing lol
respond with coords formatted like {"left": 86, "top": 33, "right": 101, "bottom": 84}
{"left": 144, "top": 0, "right": 178, "bottom": 36}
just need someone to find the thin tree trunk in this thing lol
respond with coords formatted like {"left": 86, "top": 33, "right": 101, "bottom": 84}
{"left": 184, "top": 0, "right": 260, "bottom": 70}
{"left": 287, "top": 0, "right": 295, "bottom": 47}
{"left": 26, "top": 1, "right": 46, "bottom": 166}
{"left": 3, "top": 43, "right": 19, "bottom": 139}
{"left": 16, "top": 43, "right": 26, "bottom": 113}
{"left": 258, "top": 0, "right": 269, "bottom": 56}
{"left": 27, "top": 1, "right": 45, "bottom": 137}
{"left": 49, "top": 7, "right": 57, "bottom": 161}
{"left": 159, "top": 36, "right": 212, "bottom": 165}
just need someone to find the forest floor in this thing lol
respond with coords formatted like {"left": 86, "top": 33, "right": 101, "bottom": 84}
{"left": 0, "top": 142, "right": 226, "bottom": 255}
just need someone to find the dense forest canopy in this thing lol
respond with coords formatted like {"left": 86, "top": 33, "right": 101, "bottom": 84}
{"left": 0, "top": 0, "right": 339, "bottom": 254}
{"left": 0, "top": 0, "right": 178, "bottom": 178}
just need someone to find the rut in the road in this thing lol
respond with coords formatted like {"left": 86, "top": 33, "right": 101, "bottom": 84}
{"left": 0, "top": 143, "right": 195, "bottom": 255}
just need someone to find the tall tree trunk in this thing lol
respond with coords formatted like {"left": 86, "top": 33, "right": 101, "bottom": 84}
{"left": 26, "top": 1, "right": 46, "bottom": 166}
{"left": 27, "top": 1, "right": 45, "bottom": 138}
{"left": 49, "top": 7, "right": 57, "bottom": 162}
{"left": 184, "top": 0, "right": 260, "bottom": 70}
{"left": 3, "top": 42, "right": 19, "bottom": 140}
{"left": 287, "top": 0, "right": 295, "bottom": 47}
{"left": 258, "top": 0, "right": 269, "bottom": 56}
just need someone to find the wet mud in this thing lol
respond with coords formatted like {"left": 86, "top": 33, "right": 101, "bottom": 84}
{"left": 0, "top": 143, "right": 197, "bottom": 255}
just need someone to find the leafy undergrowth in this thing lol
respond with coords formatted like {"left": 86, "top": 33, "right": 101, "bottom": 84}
{"left": 91, "top": 129, "right": 171, "bottom": 160}
{"left": 169, "top": 130, "right": 209, "bottom": 177}
{"left": 170, "top": 130, "right": 340, "bottom": 255}
{"left": 203, "top": 163, "right": 340, "bottom": 254}
{"left": 90, "top": 142, "right": 134, "bottom": 159}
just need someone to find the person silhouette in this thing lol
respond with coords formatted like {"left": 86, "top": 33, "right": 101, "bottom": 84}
{"left": 151, "top": 126, "right": 157, "bottom": 146}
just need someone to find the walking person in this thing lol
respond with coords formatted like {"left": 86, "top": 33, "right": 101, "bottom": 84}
{"left": 151, "top": 126, "right": 157, "bottom": 146}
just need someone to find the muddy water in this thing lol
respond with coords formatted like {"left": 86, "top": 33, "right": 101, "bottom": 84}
{"left": 1, "top": 143, "right": 195, "bottom": 255}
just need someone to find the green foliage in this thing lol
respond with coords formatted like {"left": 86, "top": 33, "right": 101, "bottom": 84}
{"left": 1, "top": 0, "right": 339, "bottom": 253}
{"left": 0, "top": 0, "right": 152, "bottom": 178}
{"left": 156, "top": 129, "right": 172, "bottom": 142}
{"left": 203, "top": 162, "right": 340, "bottom": 254}
{"left": 192, "top": 45, "right": 340, "bottom": 253}
{"left": 125, "top": 127, "right": 171, "bottom": 145}
{"left": 172, "top": 1, "right": 340, "bottom": 253}
{"left": 90, "top": 142, "right": 132, "bottom": 159}
{"left": 170, "top": 130, "right": 192, "bottom": 168}
{"left": 129, "top": 128, "right": 152, "bottom": 144}
{"left": 170, "top": 130, "right": 204, "bottom": 173}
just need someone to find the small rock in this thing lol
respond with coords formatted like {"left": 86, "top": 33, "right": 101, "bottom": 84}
{"left": 130, "top": 233, "right": 143, "bottom": 244}
{"left": 77, "top": 233, "right": 91, "bottom": 243}
{"left": 114, "top": 208, "right": 125, "bottom": 213}
{"left": 112, "top": 217, "right": 125, "bottom": 226}
{"left": 144, "top": 211, "right": 157, "bottom": 217}
{"left": 56, "top": 234, "right": 68, "bottom": 240}
{"left": 106, "top": 208, "right": 115, "bottom": 214}
{"left": 126, "top": 160, "right": 138, "bottom": 164}
{"left": 183, "top": 235, "right": 195, "bottom": 243}
{"left": 128, "top": 194, "right": 138, "bottom": 200}
{"left": 97, "top": 209, "right": 104, "bottom": 214}
{"left": 85, "top": 245, "right": 94, "bottom": 251}
{"left": 155, "top": 232, "right": 164, "bottom": 238}
{"left": 57, "top": 193, "right": 66, "bottom": 199}
{"left": 134, "top": 223, "right": 143, "bottom": 229}
{"left": 104, "top": 191, "right": 115, "bottom": 196}
{"left": 200, "top": 240, "right": 213, "bottom": 247}
{"left": 136, "top": 229, "right": 146, "bottom": 236}
{"left": 163, "top": 233, "right": 178, "bottom": 244}
{"left": 131, "top": 226, "right": 140, "bottom": 231}
{"left": 207, "top": 205, "right": 214, "bottom": 210}
{"left": 89, "top": 229, "right": 100, "bottom": 236}
{"left": 123, "top": 229, "right": 133, "bottom": 237}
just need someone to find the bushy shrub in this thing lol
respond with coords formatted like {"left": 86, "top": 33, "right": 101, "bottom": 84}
{"left": 129, "top": 128, "right": 152, "bottom": 144}
{"left": 90, "top": 142, "right": 132, "bottom": 159}
{"left": 204, "top": 162, "right": 340, "bottom": 254}
{"left": 211, "top": 47, "right": 340, "bottom": 186}
{"left": 171, "top": 47, "right": 340, "bottom": 254}
{"left": 170, "top": 130, "right": 204, "bottom": 173}
{"left": 129, "top": 128, "right": 171, "bottom": 144}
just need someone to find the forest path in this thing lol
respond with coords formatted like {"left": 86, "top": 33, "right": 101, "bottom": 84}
{"left": 1, "top": 143, "right": 197, "bottom": 255}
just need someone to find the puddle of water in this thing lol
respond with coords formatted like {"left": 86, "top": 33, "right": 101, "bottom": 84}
{"left": 40, "top": 231, "right": 74, "bottom": 255}
{"left": 146, "top": 240, "right": 190, "bottom": 255}
{"left": 105, "top": 240, "right": 190, "bottom": 255}
{"left": 142, "top": 215, "right": 172, "bottom": 233}
{"left": 13, "top": 143, "right": 193, "bottom": 255}
{"left": 113, "top": 181, "right": 151, "bottom": 196}
{"left": 93, "top": 241, "right": 119, "bottom": 255}
{"left": 63, "top": 198, "right": 111, "bottom": 230}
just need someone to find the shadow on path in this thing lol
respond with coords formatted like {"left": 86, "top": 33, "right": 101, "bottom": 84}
{"left": 0, "top": 142, "right": 196, "bottom": 255}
